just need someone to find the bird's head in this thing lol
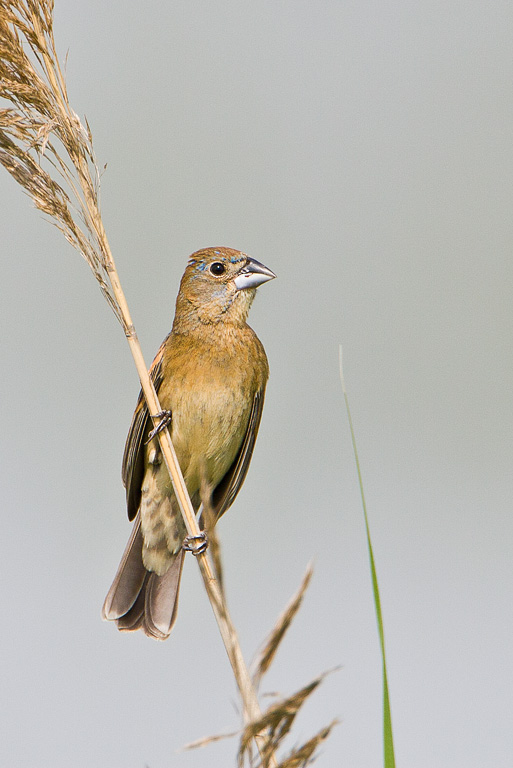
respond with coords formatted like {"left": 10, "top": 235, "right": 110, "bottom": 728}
{"left": 173, "top": 247, "right": 276, "bottom": 330}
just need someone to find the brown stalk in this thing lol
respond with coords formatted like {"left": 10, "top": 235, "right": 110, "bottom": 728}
{"left": 0, "top": 1, "right": 274, "bottom": 762}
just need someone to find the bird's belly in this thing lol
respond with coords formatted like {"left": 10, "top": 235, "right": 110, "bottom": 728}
{"left": 169, "top": 383, "right": 250, "bottom": 489}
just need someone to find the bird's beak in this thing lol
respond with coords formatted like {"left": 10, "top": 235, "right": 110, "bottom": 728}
{"left": 234, "top": 257, "right": 276, "bottom": 291}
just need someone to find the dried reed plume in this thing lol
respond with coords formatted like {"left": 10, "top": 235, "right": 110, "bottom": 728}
{"left": 187, "top": 566, "right": 338, "bottom": 767}
{"left": 0, "top": 2, "right": 335, "bottom": 765}
{"left": 0, "top": 0, "right": 122, "bottom": 323}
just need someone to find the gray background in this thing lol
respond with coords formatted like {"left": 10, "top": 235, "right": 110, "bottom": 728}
{"left": 1, "top": 1, "right": 512, "bottom": 766}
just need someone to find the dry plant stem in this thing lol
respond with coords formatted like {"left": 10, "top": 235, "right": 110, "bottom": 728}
{"left": 1, "top": 5, "right": 275, "bottom": 762}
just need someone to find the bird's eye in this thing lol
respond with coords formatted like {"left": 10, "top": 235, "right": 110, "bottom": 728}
{"left": 210, "top": 262, "right": 226, "bottom": 276}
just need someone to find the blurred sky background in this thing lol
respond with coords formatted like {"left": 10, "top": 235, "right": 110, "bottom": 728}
{"left": 1, "top": 1, "right": 513, "bottom": 766}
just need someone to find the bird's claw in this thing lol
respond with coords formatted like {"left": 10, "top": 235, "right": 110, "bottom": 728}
{"left": 182, "top": 533, "right": 208, "bottom": 556}
{"left": 146, "top": 410, "right": 172, "bottom": 443}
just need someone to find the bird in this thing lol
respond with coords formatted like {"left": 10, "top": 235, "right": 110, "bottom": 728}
{"left": 102, "top": 247, "right": 275, "bottom": 640}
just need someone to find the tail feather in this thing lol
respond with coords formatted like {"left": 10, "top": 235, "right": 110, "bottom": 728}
{"left": 144, "top": 552, "right": 184, "bottom": 639}
{"left": 102, "top": 514, "right": 146, "bottom": 620}
{"left": 115, "top": 578, "right": 146, "bottom": 632}
{"left": 103, "top": 512, "right": 185, "bottom": 640}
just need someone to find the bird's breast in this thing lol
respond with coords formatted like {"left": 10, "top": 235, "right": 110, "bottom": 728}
{"left": 157, "top": 338, "right": 262, "bottom": 490}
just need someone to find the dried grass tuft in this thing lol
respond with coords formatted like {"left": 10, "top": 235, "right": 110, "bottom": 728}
{"left": 238, "top": 672, "right": 337, "bottom": 768}
{"left": 0, "top": 0, "right": 123, "bottom": 324}
{"left": 186, "top": 569, "right": 337, "bottom": 766}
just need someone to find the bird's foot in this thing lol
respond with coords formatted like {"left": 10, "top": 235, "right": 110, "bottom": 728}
{"left": 146, "top": 410, "right": 173, "bottom": 443}
{"left": 182, "top": 533, "right": 208, "bottom": 556}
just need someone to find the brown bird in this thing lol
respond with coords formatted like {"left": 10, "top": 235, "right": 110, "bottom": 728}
{"left": 102, "top": 247, "right": 275, "bottom": 639}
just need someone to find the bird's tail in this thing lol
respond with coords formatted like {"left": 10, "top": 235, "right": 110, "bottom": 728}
{"left": 102, "top": 513, "right": 184, "bottom": 640}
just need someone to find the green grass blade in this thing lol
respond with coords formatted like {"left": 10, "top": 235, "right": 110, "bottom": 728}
{"left": 339, "top": 346, "right": 396, "bottom": 768}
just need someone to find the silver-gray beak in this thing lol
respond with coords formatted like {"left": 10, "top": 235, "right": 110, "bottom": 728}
{"left": 234, "top": 257, "right": 276, "bottom": 291}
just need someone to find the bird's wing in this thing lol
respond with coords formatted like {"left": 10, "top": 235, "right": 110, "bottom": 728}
{"left": 122, "top": 341, "right": 167, "bottom": 521}
{"left": 211, "top": 387, "right": 266, "bottom": 520}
